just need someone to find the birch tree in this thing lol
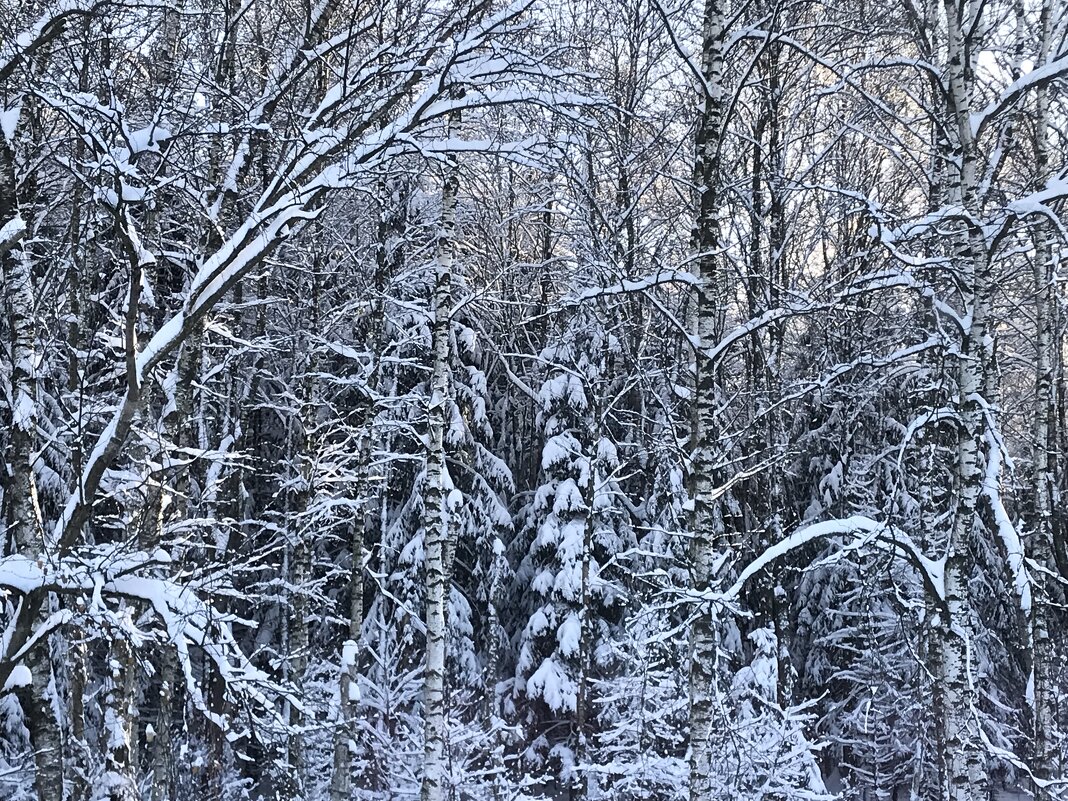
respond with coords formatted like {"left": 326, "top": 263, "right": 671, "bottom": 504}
{"left": 420, "top": 119, "right": 461, "bottom": 801}
{"left": 686, "top": 0, "right": 731, "bottom": 796}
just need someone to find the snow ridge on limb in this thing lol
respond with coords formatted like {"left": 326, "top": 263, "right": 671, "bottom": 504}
{"left": 970, "top": 45, "right": 1068, "bottom": 138}
{"left": 714, "top": 515, "right": 946, "bottom": 606}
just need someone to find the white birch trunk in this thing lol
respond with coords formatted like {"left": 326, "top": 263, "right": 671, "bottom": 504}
{"left": 940, "top": 1, "right": 990, "bottom": 796}
{"left": 1029, "top": 0, "right": 1056, "bottom": 791}
{"left": 484, "top": 539, "right": 508, "bottom": 801}
{"left": 688, "top": 0, "right": 730, "bottom": 797}
{"left": 420, "top": 158, "right": 460, "bottom": 801}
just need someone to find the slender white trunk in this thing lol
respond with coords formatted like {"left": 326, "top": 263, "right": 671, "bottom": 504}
{"left": 420, "top": 158, "right": 459, "bottom": 801}
{"left": 688, "top": 0, "right": 730, "bottom": 795}
{"left": 940, "top": 1, "right": 989, "bottom": 797}
{"left": 484, "top": 538, "right": 508, "bottom": 801}
{"left": 1030, "top": 0, "right": 1056, "bottom": 791}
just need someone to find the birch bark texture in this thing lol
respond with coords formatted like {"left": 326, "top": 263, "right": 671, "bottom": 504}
{"left": 940, "top": 0, "right": 991, "bottom": 796}
{"left": 687, "top": 0, "right": 731, "bottom": 797}
{"left": 1028, "top": 0, "right": 1057, "bottom": 792}
{"left": 420, "top": 142, "right": 461, "bottom": 801}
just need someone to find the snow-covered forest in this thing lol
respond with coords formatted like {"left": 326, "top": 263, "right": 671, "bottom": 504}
{"left": 2, "top": 0, "right": 1067, "bottom": 798}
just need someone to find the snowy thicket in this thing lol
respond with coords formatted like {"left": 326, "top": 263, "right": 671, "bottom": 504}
{"left": 2, "top": 0, "right": 1068, "bottom": 800}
